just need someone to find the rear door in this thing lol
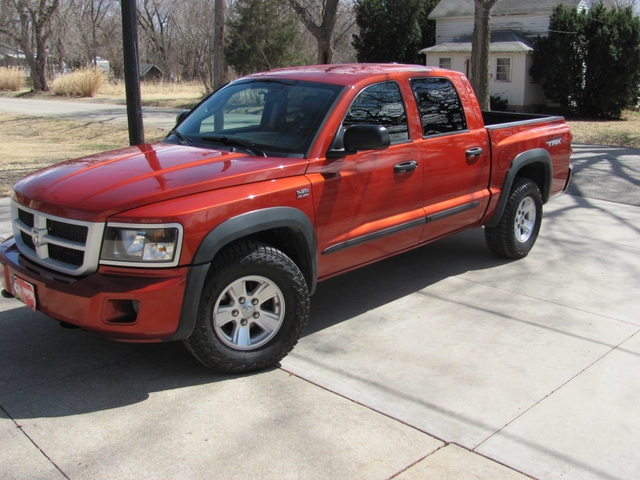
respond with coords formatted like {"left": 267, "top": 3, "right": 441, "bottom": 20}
{"left": 409, "top": 77, "right": 491, "bottom": 243}
{"left": 309, "top": 81, "right": 425, "bottom": 278}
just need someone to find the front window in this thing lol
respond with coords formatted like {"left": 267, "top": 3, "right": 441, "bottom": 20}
{"left": 342, "top": 81, "right": 409, "bottom": 144}
{"left": 496, "top": 58, "right": 511, "bottom": 82}
{"left": 169, "top": 79, "right": 344, "bottom": 157}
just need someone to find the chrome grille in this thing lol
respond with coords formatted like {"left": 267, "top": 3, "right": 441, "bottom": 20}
{"left": 11, "top": 200, "right": 105, "bottom": 276}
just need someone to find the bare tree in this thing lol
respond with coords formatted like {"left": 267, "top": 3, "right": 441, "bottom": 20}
{"left": 287, "top": 0, "right": 340, "bottom": 63}
{"left": 0, "top": 0, "right": 61, "bottom": 91}
{"left": 137, "top": 0, "right": 173, "bottom": 76}
{"left": 470, "top": 0, "right": 497, "bottom": 110}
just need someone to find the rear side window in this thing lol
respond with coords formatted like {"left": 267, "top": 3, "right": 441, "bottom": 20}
{"left": 410, "top": 78, "right": 467, "bottom": 137}
{"left": 343, "top": 81, "right": 409, "bottom": 144}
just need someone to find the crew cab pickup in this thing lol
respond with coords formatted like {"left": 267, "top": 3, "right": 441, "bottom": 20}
{"left": 0, "top": 64, "right": 572, "bottom": 373}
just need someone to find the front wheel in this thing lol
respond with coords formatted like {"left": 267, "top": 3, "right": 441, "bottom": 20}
{"left": 184, "top": 240, "right": 310, "bottom": 373}
{"left": 485, "top": 177, "right": 543, "bottom": 259}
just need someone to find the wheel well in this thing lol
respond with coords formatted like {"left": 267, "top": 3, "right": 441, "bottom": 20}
{"left": 236, "top": 227, "right": 315, "bottom": 293}
{"left": 515, "top": 162, "right": 548, "bottom": 202}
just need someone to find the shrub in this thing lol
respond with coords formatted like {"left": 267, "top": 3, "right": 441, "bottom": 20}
{"left": 490, "top": 94, "right": 509, "bottom": 111}
{"left": 0, "top": 67, "right": 25, "bottom": 91}
{"left": 52, "top": 68, "right": 106, "bottom": 97}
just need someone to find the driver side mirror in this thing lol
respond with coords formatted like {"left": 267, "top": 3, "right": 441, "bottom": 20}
{"left": 175, "top": 110, "right": 190, "bottom": 126}
{"left": 327, "top": 124, "right": 390, "bottom": 158}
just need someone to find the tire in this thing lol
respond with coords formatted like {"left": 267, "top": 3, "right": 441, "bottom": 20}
{"left": 184, "top": 240, "right": 310, "bottom": 373}
{"left": 485, "top": 177, "right": 543, "bottom": 259}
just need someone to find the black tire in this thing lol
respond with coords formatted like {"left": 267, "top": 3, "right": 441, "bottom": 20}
{"left": 485, "top": 177, "right": 543, "bottom": 259}
{"left": 184, "top": 240, "right": 310, "bottom": 373}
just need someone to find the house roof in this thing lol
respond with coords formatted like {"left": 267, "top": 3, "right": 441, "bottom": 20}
{"left": 419, "top": 30, "right": 534, "bottom": 54}
{"left": 429, "top": 0, "right": 615, "bottom": 19}
{"left": 140, "top": 63, "right": 163, "bottom": 77}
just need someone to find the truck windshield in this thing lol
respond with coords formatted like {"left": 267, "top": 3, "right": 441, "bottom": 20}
{"left": 169, "top": 79, "right": 344, "bottom": 157}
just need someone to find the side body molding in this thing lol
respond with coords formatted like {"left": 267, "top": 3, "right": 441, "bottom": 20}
{"left": 485, "top": 148, "right": 552, "bottom": 228}
{"left": 166, "top": 207, "right": 317, "bottom": 342}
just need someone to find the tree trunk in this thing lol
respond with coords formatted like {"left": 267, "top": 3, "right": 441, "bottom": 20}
{"left": 470, "top": 0, "right": 497, "bottom": 110}
{"left": 288, "top": 0, "right": 339, "bottom": 65}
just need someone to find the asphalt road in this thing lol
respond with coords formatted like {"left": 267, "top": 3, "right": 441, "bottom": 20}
{"left": 0, "top": 96, "right": 182, "bottom": 130}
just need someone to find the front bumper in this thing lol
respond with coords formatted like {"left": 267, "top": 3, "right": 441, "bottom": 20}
{"left": 0, "top": 237, "right": 190, "bottom": 342}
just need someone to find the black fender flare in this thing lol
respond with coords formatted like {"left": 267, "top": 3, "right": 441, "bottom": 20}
{"left": 166, "top": 207, "right": 317, "bottom": 341}
{"left": 485, "top": 148, "right": 552, "bottom": 228}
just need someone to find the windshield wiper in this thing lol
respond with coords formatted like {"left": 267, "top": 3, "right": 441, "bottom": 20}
{"left": 201, "top": 135, "right": 267, "bottom": 157}
{"left": 170, "top": 130, "right": 193, "bottom": 146}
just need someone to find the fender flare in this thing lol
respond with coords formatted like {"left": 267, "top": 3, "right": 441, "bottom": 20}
{"left": 166, "top": 207, "right": 317, "bottom": 341}
{"left": 485, "top": 148, "right": 552, "bottom": 228}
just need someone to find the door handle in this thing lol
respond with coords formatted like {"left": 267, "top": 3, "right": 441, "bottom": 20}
{"left": 394, "top": 160, "right": 418, "bottom": 174}
{"left": 466, "top": 147, "right": 483, "bottom": 158}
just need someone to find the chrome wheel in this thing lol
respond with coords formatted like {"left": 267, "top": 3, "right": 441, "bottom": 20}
{"left": 514, "top": 196, "right": 536, "bottom": 243}
{"left": 213, "top": 275, "right": 285, "bottom": 351}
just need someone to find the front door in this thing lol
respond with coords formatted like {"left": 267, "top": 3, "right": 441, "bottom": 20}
{"left": 309, "top": 81, "right": 425, "bottom": 278}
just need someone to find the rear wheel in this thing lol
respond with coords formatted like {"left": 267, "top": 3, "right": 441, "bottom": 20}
{"left": 184, "top": 240, "right": 310, "bottom": 373}
{"left": 485, "top": 177, "right": 543, "bottom": 259}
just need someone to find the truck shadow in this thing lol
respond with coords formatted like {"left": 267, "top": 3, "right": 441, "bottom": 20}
{"left": 0, "top": 228, "right": 506, "bottom": 419}
{"left": 305, "top": 227, "right": 507, "bottom": 335}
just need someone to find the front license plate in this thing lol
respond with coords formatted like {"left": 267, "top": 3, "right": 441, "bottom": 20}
{"left": 12, "top": 275, "right": 37, "bottom": 310}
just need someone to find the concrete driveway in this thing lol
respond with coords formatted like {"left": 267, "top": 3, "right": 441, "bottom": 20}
{"left": 0, "top": 99, "right": 639, "bottom": 478}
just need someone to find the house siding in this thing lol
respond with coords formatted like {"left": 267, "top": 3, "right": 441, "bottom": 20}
{"left": 436, "top": 15, "right": 552, "bottom": 43}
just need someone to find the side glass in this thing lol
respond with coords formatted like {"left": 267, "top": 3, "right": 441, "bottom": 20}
{"left": 410, "top": 78, "right": 467, "bottom": 137}
{"left": 343, "top": 81, "right": 409, "bottom": 144}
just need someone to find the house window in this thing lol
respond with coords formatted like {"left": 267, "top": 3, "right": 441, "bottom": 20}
{"left": 438, "top": 57, "right": 452, "bottom": 70}
{"left": 496, "top": 58, "right": 511, "bottom": 82}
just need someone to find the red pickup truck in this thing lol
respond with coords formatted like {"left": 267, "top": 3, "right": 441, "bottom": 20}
{"left": 0, "top": 64, "right": 572, "bottom": 373}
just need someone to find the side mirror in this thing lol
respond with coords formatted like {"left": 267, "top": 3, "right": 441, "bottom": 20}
{"left": 175, "top": 110, "right": 190, "bottom": 126}
{"left": 344, "top": 124, "right": 390, "bottom": 152}
{"left": 327, "top": 124, "right": 390, "bottom": 158}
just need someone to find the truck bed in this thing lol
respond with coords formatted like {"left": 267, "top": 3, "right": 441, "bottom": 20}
{"left": 482, "top": 111, "right": 565, "bottom": 130}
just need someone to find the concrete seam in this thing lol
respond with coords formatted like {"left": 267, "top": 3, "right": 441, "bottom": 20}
{"left": 474, "top": 328, "right": 640, "bottom": 451}
{"left": 1, "top": 403, "right": 70, "bottom": 479}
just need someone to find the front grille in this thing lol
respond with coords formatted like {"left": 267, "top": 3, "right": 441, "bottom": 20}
{"left": 47, "top": 219, "right": 88, "bottom": 243}
{"left": 20, "top": 231, "right": 35, "bottom": 250}
{"left": 12, "top": 201, "right": 104, "bottom": 276}
{"left": 18, "top": 209, "right": 34, "bottom": 228}
{"left": 48, "top": 244, "right": 85, "bottom": 266}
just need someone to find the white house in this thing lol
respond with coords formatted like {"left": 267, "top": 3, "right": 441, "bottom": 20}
{"left": 420, "top": 0, "right": 616, "bottom": 110}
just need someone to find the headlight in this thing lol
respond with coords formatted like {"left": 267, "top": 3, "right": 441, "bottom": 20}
{"left": 100, "top": 223, "right": 183, "bottom": 267}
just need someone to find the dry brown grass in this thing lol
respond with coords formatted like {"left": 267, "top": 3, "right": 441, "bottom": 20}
{"left": 95, "top": 80, "right": 205, "bottom": 108}
{"left": 0, "top": 114, "right": 166, "bottom": 197}
{"left": 567, "top": 111, "right": 640, "bottom": 149}
{"left": 0, "top": 67, "right": 25, "bottom": 91}
{"left": 0, "top": 78, "right": 205, "bottom": 109}
{"left": 51, "top": 68, "right": 106, "bottom": 97}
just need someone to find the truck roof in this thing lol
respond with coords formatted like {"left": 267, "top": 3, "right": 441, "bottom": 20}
{"left": 246, "top": 63, "right": 447, "bottom": 86}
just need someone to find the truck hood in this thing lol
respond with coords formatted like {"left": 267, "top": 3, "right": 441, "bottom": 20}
{"left": 13, "top": 143, "right": 310, "bottom": 221}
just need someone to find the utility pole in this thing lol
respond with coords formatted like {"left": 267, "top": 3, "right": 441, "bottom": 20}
{"left": 121, "top": 0, "right": 145, "bottom": 145}
{"left": 213, "top": 0, "right": 225, "bottom": 90}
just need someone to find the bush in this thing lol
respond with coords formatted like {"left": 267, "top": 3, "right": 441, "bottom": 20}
{"left": 490, "top": 94, "right": 509, "bottom": 111}
{"left": 0, "top": 67, "right": 25, "bottom": 91}
{"left": 51, "top": 68, "right": 106, "bottom": 97}
{"left": 531, "top": 5, "right": 640, "bottom": 119}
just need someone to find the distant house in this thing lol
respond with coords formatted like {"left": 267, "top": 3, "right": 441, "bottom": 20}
{"left": 420, "top": 0, "right": 616, "bottom": 110}
{"left": 140, "top": 63, "right": 163, "bottom": 82}
{"left": 0, "top": 43, "right": 27, "bottom": 69}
